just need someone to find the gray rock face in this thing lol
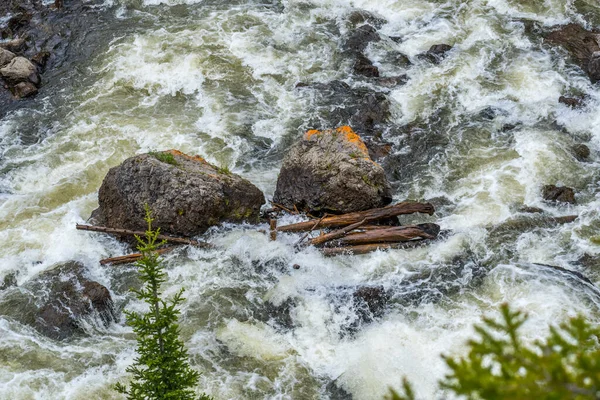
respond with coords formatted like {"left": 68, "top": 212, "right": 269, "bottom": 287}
{"left": 542, "top": 185, "right": 576, "bottom": 204}
{"left": 273, "top": 126, "right": 392, "bottom": 214}
{"left": 0, "top": 261, "right": 115, "bottom": 340}
{"left": 0, "top": 48, "right": 15, "bottom": 68}
{"left": 93, "top": 150, "right": 265, "bottom": 237}
{"left": 31, "top": 262, "right": 114, "bottom": 340}
{"left": 545, "top": 24, "right": 600, "bottom": 82}
{"left": 0, "top": 56, "right": 38, "bottom": 85}
{"left": 13, "top": 81, "right": 38, "bottom": 98}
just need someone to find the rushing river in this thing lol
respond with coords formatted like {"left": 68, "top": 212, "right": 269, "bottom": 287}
{"left": 2, "top": 0, "right": 600, "bottom": 398}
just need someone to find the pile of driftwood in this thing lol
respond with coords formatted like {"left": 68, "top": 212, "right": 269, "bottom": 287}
{"left": 270, "top": 201, "right": 439, "bottom": 256}
{"left": 76, "top": 201, "right": 438, "bottom": 265}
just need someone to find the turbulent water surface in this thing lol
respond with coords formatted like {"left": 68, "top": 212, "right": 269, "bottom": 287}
{"left": 2, "top": 0, "right": 600, "bottom": 398}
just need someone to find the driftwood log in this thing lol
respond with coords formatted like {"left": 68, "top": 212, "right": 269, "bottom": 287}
{"left": 338, "top": 224, "right": 438, "bottom": 246}
{"left": 76, "top": 224, "right": 212, "bottom": 247}
{"left": 277, "top": 201, "right": 434, "bottom": 232}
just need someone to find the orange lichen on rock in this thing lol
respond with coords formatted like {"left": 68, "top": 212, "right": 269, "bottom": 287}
{"left": 304, "top": 126, "right": 370, "bottom": 157}
{"left": 166, "top": 149, "right": 208, "bottom": 164}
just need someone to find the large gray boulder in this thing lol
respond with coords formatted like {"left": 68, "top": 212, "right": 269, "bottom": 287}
{"left": 273, "top": 126, "right": 392, "bottom": 214}
{"left": 92, "top": 150, "right": 265, "bottom": 236}
{"left": 0, "top": 56, "right": 38, "bottom": 85}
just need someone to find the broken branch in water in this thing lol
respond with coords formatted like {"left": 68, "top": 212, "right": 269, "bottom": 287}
{"left": 338, "top": 224, "right": 438, "bottom": 246}
{"left": 309, "top": 218, "right": 368, "bottom": 246}
{"left": 76, "top": 224, "right": 211, "bottom": 248}
{"left": 277, "top": 201, "right": 434, "bottom": 232}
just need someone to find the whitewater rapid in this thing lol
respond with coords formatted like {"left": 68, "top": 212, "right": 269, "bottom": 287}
{"left": 1, "top": 0, "right": 600, "bottom": 398}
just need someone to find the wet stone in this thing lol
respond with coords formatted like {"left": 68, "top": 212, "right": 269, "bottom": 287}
{"left": 343, "top": 24, "right": 381, "bottom": 54}
{"left": 519, "top": 206, "right": 544, "bottom": 214}
{"left": 559, "top": 95, "right": 584, "bottom": 108}
{"left": 542, "top": 185, "right": 576, "bottom": 204}
{"left": 0, "top": 48, "right": 15, "bottom": 68}
{"left": 347, "top": 9, "right": 386, "bottom": 28}
{"left": 93, "top": 150, "right": 265, "bottom": 237}
{"left": 13, "top": 81, "right": 38, "bottom": 98}
{"left": 29, "top": 261, "right": 115, "bottom": 340}
{"left": 572, "top": 143, "right": 590, "bottom": 161}
{"left": 0, "top": 57, "right": 38, "bottom": 85}
{"left": 353, "top": 53, "right": 379, "bottom": 77}
{"left": 418, "top": 43, "right": 453, "bottom": 63}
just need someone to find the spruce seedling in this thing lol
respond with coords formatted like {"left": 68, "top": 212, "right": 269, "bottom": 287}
{"left": 116, "top": 205, "right": 211, "bottom": 400}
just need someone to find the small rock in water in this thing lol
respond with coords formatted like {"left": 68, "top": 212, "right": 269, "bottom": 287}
{"left": 273, "top": 126, "right": 392, "bottom": 214}
{"left": 0, "top": 48, "right": 15, "bottom": 68}
{"left": 346, "top": 9, "right": 386, "bottom": 28}
{"left": 353, "top": 285, "right": 388, "bottom": 323}
{"left": 545, "top": 24, "right": 600, "bottom": 83}
{"left": 418, "top": 43, "right": 453, "bottom": 64}
{"left": 353, "top": 53, "right": 379, "bottom": 77}
{"left": 571, "top": 143, "right": 590, "bottom": 161}
{"left": 0, "top": 38, "right": 26, "bottom": 53}
{"left": 0, "top": 57, "right": 38, "bottom": 84}
{"left": 375, "top": 75, "right": 408, "bottom": 87}
{"left": 92, "top": 150, "right": 265, "bottom": 237}
{"left": 29, "top": 261, "right": 115, "bottom": 340}
{"left": 13, "top": 81, "right": 38, "bottom": 98}
{"left": 343, "top": 24, "right": 381, "bottom": 54}
{"left": 31, "top": 51, "right": 51, "bottom": 70}
{"left": 542, "top": 184, "right": 576, "bottom": 204}
{"left": 559, "top": 95, "right": 584, "bottom": 108}
{"left": 519, "top": 206, "right": 544, "bottom": 214}
{"left": 588, "top": 52, "right": 600, "bottom": 82}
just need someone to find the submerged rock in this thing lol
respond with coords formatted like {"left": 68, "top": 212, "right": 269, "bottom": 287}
{"left": 418, "top": 44, "right": 453, "bottom": 64}
{"left": 352, "top": 285, "right": 388, "bottom": 323}
{"left": 346, "top": 9, "right": 386, "bottom": 29}
{"left": 0, "top": 261, "right": 117, "bottom": 340}
{"left": 13, "top": 81, "right": 38, "bottom": 98}
{"left": 353, "top": 53, "right": 379, "bottom": 77}
{"left": 572, "top": 143, "right": 590, "bottom": 161}
{"left": 542, "top": 184, "right": 576, "bottom": 204}
{"left": 545, "top": 24, "right": 600, "bottom": 82}
{"left": 273, "top": 126, "right": 392, "bottom": 214}
{"left": 295, "top": 80, "right": 392, "bottom": 134}
{"left": 93, "top": 150, "right": 265, "bottom": 237}
{"left": 343, "top": 24, "right": 381, "bottom": 54}
{"left": 559, "top": 95, "right": 584, "bottom": 108}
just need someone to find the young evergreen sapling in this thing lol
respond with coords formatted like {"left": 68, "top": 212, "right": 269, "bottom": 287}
{"left": 115, "top": 205, "right": 212, "bottom": 400}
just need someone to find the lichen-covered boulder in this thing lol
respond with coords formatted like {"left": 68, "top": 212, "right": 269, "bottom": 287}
{"left": 92, "top": 150, "right": 265, "bottom": 236}
{"left": 273, "top": 126, "right": 392, "bottom": 214}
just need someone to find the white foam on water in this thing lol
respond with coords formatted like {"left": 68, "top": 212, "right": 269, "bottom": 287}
{"left": 2, "top": 0, "right": 600, "bottom": 398}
